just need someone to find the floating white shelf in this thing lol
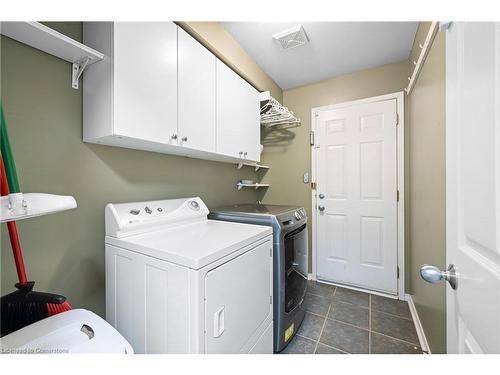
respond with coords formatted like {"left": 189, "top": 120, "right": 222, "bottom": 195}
{"left": 236, "top": 162, "right": 270, "bottom": 171}
{"left": 236, "top": 182, "right": 270, "bottom": 191}
{"left": 0, "top": 193, "right": 77, "bottom": 223}
{"left": 0, "top": 21, "right": 104, "bottom": 89}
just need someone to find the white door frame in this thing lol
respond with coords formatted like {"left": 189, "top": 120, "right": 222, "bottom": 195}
{"left": 311, "top": 91, "right": 405, "bottom": 300}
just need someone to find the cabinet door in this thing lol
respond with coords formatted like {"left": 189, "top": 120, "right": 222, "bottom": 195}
{"left": 216, "top": 60, "right": 261, "bottom": 161}
{"left": 113, "top": 22, "right": 177, "bottom": 143}
{"left": 178, "top": 28, "right": 216, "bottom": 152}
{"left": 204, "top": 241, "right": 272, "bottom": 353}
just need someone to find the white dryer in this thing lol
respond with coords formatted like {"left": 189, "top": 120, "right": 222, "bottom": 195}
{"left": 105, "top": 197, "right": 273, "bottom": 354}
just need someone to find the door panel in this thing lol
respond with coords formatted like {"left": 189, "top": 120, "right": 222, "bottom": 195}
{"left": 446, "top": 22, "right": 500, "bottom": 354}
{"left": 204, "top": 241, "right": 272, "bottom": 353}
{"left": 178, "top": 27, "right": 216, "bottom": 152}
{"left": 114, "top": 22, "right": 177, "bottom": 142}
{"left": 315, "top": 99, "right": 398, "bottom": 294}
{"left": 216, "top": 60, "right": 260, "bottom": 161}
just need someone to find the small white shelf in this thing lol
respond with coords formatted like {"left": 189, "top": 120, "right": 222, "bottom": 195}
{"left": 236, "top": 162, "right": 270, "bottom": 171}
{"left": 0, "top": 22, "right": 104, "bottom": 89}
{"left": 236, "top": 182, "right": 270, "bottom": 191}
{"left": 0, "top": 193, "right": 77, "bottom": 223}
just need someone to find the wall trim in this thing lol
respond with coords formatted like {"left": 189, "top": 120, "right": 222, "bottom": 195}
{"left": 310, "top": 91, "right": 406, "bottom": 300}
{"left": 406, "top": 294, "right": 431, "bottom": 354}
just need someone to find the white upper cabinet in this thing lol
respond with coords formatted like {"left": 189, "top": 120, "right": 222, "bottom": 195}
{"left": 217, "top": 60, "right": 260, "bottom": 162}
{"left": 178, "top": 28, "right": 216, "bottom": 153}
{"left": 83, "top": 22, "right": 177, "bottom": 145}
{"left": 83, "top": 22, "right": 260, "bottom": 164}
{"left": 114, "top": 23, "right": 178, "bottom": 143}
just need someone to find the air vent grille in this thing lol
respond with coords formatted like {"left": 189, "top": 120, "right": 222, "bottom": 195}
{"left": 273, "top": 25, "right": 309, "bottom": 50}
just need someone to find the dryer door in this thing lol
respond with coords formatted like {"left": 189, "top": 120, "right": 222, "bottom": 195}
{"left": 204, "top": 240, "right": 272, "bottom": 353}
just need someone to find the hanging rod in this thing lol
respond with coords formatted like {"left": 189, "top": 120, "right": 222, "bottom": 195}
{"left": 260, "top": 91, "right": 301, "bottom": 129}
{"left": 405, "top": 21, "right": 439, "bottom": 95}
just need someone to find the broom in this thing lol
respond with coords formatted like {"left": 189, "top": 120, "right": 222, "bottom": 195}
{"left": 1, "top": 104, "right": 71, "bottom": 337}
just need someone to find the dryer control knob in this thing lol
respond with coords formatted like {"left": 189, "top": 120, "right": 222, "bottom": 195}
{"left": 189, "top": 200, "right": 200, "bottom": 211}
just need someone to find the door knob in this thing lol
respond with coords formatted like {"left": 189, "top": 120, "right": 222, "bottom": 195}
{"left": 181, "top": 136, "right": 188, "bottom": 142}
{"left": 171, "top": 134, "right": 178, "bottom": 140}
{"left": 319, "top": 193, "right": 325, "bottom": 199}
{"left": 420, "top": 264, "right": 457, "bottom": 290}
{"left": 318, "top": 205, "right": 325, "bottom": 212}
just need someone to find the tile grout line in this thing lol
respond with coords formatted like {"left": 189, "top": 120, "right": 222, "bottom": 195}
{"left": 370, "top": 331, "right": 423, "bottom": 348}
{"left": 368, "top": 294, "right": 372, "bottom": 354}
{"left": 313, "top": 292, "right": 334, "bottom": 354}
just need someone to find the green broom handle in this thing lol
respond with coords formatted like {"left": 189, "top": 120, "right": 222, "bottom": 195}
{"left": 0, "top": 103, "right": 21, "bottom": 193}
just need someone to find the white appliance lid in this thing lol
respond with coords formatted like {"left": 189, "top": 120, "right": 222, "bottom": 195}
{"left": 0, "top": 309, "right": 133, "bottom": 354}
{"left": 106, "top": 219, "right": 271, "bottom": 270}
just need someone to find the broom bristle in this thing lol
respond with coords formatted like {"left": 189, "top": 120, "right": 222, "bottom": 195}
{"left": 47, "top": 301, "right": 72, "bottom": 316}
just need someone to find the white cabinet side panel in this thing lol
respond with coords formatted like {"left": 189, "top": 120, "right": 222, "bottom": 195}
{"left": 83, "top": 22, "right": 114, "bottom": 141}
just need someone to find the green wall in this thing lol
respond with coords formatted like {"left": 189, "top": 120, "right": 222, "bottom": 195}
{"left": 0, "top": 22, "right": 257, "bottom": 316}
{"left": 407, "top": 23, "right": 446, "bottom": 353}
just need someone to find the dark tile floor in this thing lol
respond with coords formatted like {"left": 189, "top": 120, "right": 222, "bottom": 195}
{"left": 281, "top": 281, "right": 425, "bottom": 354}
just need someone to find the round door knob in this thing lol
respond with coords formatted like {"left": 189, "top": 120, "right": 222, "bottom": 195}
{"left": 420, "top": 264, "right": 457, "bottom": 290}
{"left": 171, "top": 134, "right": 178, "bottom": 140}
{"left": 318, "top": 205, "right": 325, "bottom": 212}
{"left": 319, "top": 193, "right": 325, "bottom": 199}
{"left": 181, "top": 136, "right": 188, "bottom": 142}
{"left": 244, "top": 152, "right": 248, "bottom": 157}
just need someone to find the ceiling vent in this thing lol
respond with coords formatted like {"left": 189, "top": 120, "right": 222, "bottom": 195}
{"left": 273, "top": 24, "right": 309, "bottom": 50}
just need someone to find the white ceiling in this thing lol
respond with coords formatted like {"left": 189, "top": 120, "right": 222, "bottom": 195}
{"left": 222, "top": 22, "right": 418, "bottom": 90}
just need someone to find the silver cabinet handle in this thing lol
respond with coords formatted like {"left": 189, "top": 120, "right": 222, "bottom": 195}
{"left": 319, "top": 193, "right": 325, "bottom": 199}
{"left": 171, "top": 134, "right": 177, "bottom": 140}
{"left": 420, "top": 264, "right": 457, "bottom": 290}
{"left": 181, "top": 136, "right": 188, "bottom": 142}
{"left": 318, "top": 205, "right": 325, "bottom": 212}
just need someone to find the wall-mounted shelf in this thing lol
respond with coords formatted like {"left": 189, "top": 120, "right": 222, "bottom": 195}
{"left": 0, "top": 193, "right": 77, "bottom": 223}
{"left": 236, "top": 182, "right": 270, "bottom": 191}
{"left": 236, "top": 162, "right": 270, "bottom": 171}
{"left": 0, "top": 21, "right": 104, "bottom": 89}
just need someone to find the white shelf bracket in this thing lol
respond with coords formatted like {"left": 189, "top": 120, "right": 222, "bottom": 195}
{"left": 72, "top": 57, "right": 91, "bottom": 89}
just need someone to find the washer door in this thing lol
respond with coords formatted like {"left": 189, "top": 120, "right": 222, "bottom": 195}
{"left": 204, "top": 240, "right": 272, "bottom": 353}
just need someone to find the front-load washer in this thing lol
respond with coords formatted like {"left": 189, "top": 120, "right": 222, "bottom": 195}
{"left": 209, "top": 203, "right": 308, "bottom": 352}
{"left": 104, "top": 197, "right": 273, "bottom": 354}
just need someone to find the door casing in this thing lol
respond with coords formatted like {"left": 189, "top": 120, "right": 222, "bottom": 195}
{"left": 310, "top": 91, "right": 406, "bottom": 300}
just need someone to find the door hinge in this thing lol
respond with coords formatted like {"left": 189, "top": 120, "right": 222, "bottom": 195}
{"left": 397, "top": 190, "right": 400, "bottom": 202}
{"left": 397, "top": 266, "right": 400, "bottom": 279}
{"left": 270, "top": 248, "right": 272, "bottom": 257}
{"left": 311, "top": 182, "right": 317, "bottom": 190}
{"left": 396, "top": 113, "right": 400, "bottom": 126}
{"left": 310, "top": 131, "right": 315, "bottom": 146}
{"left": 270, "top": 295, "right": 273, "bottom": 304}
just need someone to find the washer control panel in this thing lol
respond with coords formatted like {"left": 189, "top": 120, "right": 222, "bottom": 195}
{"left": 106, "top": 197, "right": 209, "bottom": 237}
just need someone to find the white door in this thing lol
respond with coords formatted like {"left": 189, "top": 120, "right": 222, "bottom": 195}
{"left": 216, "top": 60, "right": 261, "bottom": 162}
{"left": 444, "top": 22, "right": 500, "bottom": 354}
{"left": 314, "top": 98, "right": 398, "bottom": 294}
{"left": 113, "top": 22, "right": 177, "bottom": 143}
{"left": 178, "top": 27, "right": 216, "bottom": 152}
{"left": 204, "top": 241, "right": 272, "bottom": 354}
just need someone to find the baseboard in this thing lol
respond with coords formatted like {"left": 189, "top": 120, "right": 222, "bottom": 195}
{"left": 406, "top": 294, "right": 431, "bottom": 354}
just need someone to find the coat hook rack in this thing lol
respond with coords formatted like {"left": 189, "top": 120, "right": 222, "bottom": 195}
{"left": 406, "top": 22, "right": 439, "bottom": 95}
